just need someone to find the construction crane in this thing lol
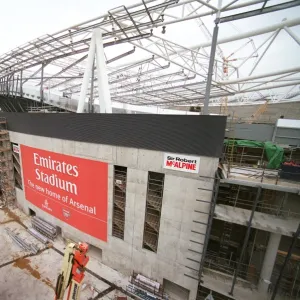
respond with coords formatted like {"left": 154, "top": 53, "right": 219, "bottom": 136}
{"left": 249, "top": 100, "right": 269, "bottom": 123}
{"left": 249, "top": 94, "right": 269, "bottom": 123}
{"left": 220, "top": 57, "right": 237, "bottom": 115}
{"left": 55, "top": 242, "right": 89, "bottom": 300}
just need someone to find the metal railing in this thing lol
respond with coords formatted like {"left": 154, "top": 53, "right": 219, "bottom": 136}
{"left": 217, "top": 185, "right": 300, "bottom": 219}
{"left": 203, "top": 252, "right": 260, "bottom": 285}
{"left": 222, "top": 141, "right": 300, "bottom": 187}
{"left": 269, "top": 260, "right": 300, "bottom": 299}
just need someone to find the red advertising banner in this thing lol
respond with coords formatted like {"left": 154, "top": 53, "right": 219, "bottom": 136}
{"left": 20, "top": 145, "right": 108, "bottom": 242}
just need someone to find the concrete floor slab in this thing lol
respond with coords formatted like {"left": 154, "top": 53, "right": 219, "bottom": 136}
{"left": 202, "top": 272, "right": 267, "bottom": 300}
{"left": 0, "top": 207, "right": 132, "bottom": 300}
{"left": 215, "top": 204, "right": 299, "bottom": 237}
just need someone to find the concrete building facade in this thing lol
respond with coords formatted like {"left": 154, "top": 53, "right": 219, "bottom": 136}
{"left": 5, "top": 112, "right": 300, "bottom": 300}
{"left": 4, "top": 113, "right": 226, "bottom": 300}
{"left": 197, "top": 122, "right": 300, "bottom": 300}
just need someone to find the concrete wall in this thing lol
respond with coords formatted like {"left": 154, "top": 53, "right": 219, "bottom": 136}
{"left": 10, "top": 131, "right": 219, "bottom": 300}
{"left": 226, "top": 123, "right": 275, "bottom": 141}
{"left": 173, "top": 101, "right": 300, "bottom": 123}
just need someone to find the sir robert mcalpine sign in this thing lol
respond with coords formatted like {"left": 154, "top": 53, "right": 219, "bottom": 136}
{"left": 21, "top": 145, "right": 108, "bottom": 242}
{"left": 163, "top": 153, "right": 200, "bottom": 174}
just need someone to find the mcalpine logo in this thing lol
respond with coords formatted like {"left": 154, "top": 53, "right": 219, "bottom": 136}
{"left": 163, "top": 153, "right": 200, "bottom": 174}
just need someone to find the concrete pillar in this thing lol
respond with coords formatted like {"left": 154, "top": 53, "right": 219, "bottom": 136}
{"left": 258, "top": 233, "right": 281, "bottom": 293}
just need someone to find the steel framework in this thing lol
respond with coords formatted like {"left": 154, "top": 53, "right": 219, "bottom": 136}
{"left": 0, "top": 0, "right": 299, "bottom": 110}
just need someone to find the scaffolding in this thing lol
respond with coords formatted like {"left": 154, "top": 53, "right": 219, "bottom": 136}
{"left": 0, "top": 118, "right": 16, "bottom": 208}
{"left": 203, "top": 219, "right": 271, "bottom": 287}
{"left": 11, "top": 144, "right": 22, "bottom": 190}
{"left": 270, "top": 248, "right": 300, "bottom": 299}
{"left": 112, "top": 166, "right": 127, "bottom": 239}
{"left": 217, "top": 184, "right": 300, "bottom": 219}
{"left": 197, "top": 285, "right": 234, "bottom": 300}
{"left": 143, "top": 172, "right": 164, "bottom": 253}
{"left": 127, "top": 272, "right": 169, "bottom": 300}
{"left": 222, "top": 139, "right": 300, "bottom": 186}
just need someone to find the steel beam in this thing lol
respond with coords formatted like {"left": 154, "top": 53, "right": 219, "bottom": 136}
{"left": 229, "top": 186, "right": 262, "bottom": 296}
{"left": 284, "top": 26, "right": 300, "bottom": 46}
{"left": 109, "top": 63, "right": 170, "bottom": 84}
{"left": 162, "top": 0, "right": 266, "bottom": 27}
{"left": 77, "top": 35, "right": 96, "bottom": 113}
{"left": 40, "top": 54, "right": 88, "bottom": 85}
{"left": 106, "top": 47, "right": 135, "bottom": 64}
{"left": 219, "top": 67, "right": 300, "bottom": 85}
{"left": 22, "top": 65, "right": 45, "bottom": 85}
{"left": 203, "top": 22, "right": 219, "bottom": 115}
{"left": 221, "top": 0, "right": 239, "bottom": 11}
{"left": 130, "top": 40, "right": 208, "bottom": 78}
{"left": 89, "top": 61, "right": 95, "bottom": 113}
{"left": 94, "top": 28, "right": 112, "bottom": 113}
{"left": 219, "top": 1, "right": 300, "bottom": 23}
{"left": 190, "top": 17, "right": 300, "bottom": 49}
{"left": 196, "top": 0, "right": 218, "bottom": 11}
{"left": 247, "top": 29, "right": 280, "bottom": 78}
{"left": 20, "top": 71, "right": 24, "bottom": 97}
{"left": 271, "top": 223, "right": 300, "bottom": 300}
{"left": 40, "top": 64, "right": 44, "bottom": 104}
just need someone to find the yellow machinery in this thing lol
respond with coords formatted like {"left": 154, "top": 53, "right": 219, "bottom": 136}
{"left": 55, "top": 242, "right": 89, "bottom": 300}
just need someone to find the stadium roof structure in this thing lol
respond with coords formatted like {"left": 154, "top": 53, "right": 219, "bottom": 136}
{"left": 0, "top": 0, "right": 300, "bottom": 113}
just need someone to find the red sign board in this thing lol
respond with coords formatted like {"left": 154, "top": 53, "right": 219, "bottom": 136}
{"left": 20, "top": 145, "right": 108, "bottom": 242}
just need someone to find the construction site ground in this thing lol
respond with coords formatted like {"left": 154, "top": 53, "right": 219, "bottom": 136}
{"left": 0, "top": 206, "right": 133, "bottom": 300}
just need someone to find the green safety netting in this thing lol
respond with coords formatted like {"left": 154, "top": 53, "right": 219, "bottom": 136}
{"left": 224, "top": 139, "right": 285, "bottom": 169}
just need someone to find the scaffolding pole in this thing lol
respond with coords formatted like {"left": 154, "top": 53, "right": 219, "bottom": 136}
{"left": 271, "top": 223, "right": 300, "bottom": 300}
{"left": 198, "top": 176, "right": 220, "bottom": 281}
{"left": 229, "top": 186, "right": 262, "bottom": 296}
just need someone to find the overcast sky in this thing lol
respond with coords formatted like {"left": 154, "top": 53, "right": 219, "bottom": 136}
{"left": 1, "top": 0, "right": 300, "bottom": 94}
{"left": 0, "top": 0, "right": 139, "bottom": 54}
{"left": 1, "top": 0, "right": 300, "bottom": 55}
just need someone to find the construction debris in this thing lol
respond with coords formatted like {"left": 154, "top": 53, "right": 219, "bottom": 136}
{"left": 0, "top": 118, "right": 16, "bottom": 208}
{"left": 5, "top": 227, "right": 39, "bottom": 254}
{"left": 27, "top": 227, "right": 49, "bottom": 244}
{"left": 31, "top": 216, "right": 57, "bottom": 240}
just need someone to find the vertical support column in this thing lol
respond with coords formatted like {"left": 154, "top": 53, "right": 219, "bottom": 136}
{"left": 89, "top": 60, "right": 95, "bottom": 113}
{"left": 11, "top": 75, "right": 15, "bottom": 97}
{"left": 40, "top": 63, "right": 44, "bottom": 105}
{"left": 203, "top": 0, "right": 222, "bottom": 115}
{"left": 77, "top": 35, "right": 96, "bottom": 113}
{"left": 20, "top": 70, "right": 23, "bottom": 98}
{"left": 229, "top": 186, "right": 262, "bottom": 296}
{"left": 203, "top": 22, "right": 219, "bottom": 115}
{"left": 258, "top": 233, "right": 281, "bottom": 293}
{"left": 15, "top": 75, "right": 19, "bottom": 98}
{"left": 6, "top": 76, "right": 9, "bottom": 95}
{"left": 271, "top": 223, "right": 300, "bottom": 300}
{"left": 198, "top": 177, "right": 220, "bottom": 281}
{"left": 94, "top": 28, "right": 112, "bottom": 113}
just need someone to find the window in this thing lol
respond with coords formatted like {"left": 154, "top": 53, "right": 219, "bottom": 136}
{"left": 143, "top": 172, "right": 165, "bottom": 252}
{"left": 11, "top": 143, "right": 23, "bottom": 190}
{"left": 29, "top": 208, "right": 36, "bottom": 216}
{"left": 112, "top": 166, "right": 127, "bottom": 239}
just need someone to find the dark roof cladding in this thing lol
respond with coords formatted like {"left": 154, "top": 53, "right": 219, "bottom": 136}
{"left": 0, "top": 113, "right": 226, "bottom": 157}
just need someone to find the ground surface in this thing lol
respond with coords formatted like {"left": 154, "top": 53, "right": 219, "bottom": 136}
{"left": 0, "top": 206, "right": 132, "bottom": 300}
